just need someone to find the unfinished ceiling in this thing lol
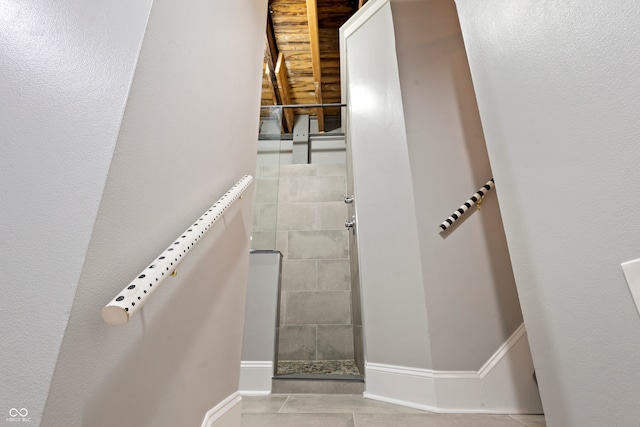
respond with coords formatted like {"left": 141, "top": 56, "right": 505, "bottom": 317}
{"left": 260, "top": 0, "right": 364, "bottom": 132}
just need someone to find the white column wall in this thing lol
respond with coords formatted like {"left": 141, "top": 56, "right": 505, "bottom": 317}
{"left": 456, "top": 0, "right": 640, "bottom": 425}
{"left": 39, "top": 0, "right": 267, "bottom": 426}
{"left": 390, "top": 0, "right": 523, "bottom": 371}
{"left": 0, "top": 1, "right": 153, "bottom": 423}
{"left": 342, "top": 0, "right": 433, "bottom": 370}
{"left": 342, "top": 0, "right": 541, "bottom": 412}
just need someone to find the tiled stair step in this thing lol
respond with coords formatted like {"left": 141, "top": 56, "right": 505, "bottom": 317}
{"left": 272, "top": 374, "right": 365, "bottom": 394}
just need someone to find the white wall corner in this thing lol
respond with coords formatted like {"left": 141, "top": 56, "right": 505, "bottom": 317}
{"left": 480, "top": 326, "right": 543, "bottom": 414}
{"left": 239, "top": 361, "right": 273, "bottom": 396}
{"left": 201, "top": 392, "right": 242, "bottom": 427}
{"left": 364, "top": 324, "right": 543, "bottom": 414}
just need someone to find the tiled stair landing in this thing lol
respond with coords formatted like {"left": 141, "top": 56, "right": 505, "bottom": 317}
{"left": 273, "top": 360, "right": 364, "bottom": 394}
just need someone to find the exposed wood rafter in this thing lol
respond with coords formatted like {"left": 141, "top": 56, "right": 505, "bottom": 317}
{"left": 265, "top": 63, "right": 278, "bottom": 105}
{"left": 306, "top": 0, "right": 324, "bottom": 132}
{"left": 264, "top": 12, "right": 282, "bottom": 109}
{"left": 262, "top": 1, "right": 357, "bottom": 128}
{"left": 275, "top": 52, "right": 295, "bottom": 133}
{"left": 265, "top": 13, "right": 279, "bottom": 74}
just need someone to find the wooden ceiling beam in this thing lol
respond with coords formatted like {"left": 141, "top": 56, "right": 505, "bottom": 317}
{"left": 265, "top": 63, "right": 279, "bottom": 106}
{"left": 265, "top": 13, "right": 279, "bottom": 73}
{"left": 306, "top": 0, "right": 324, "bottom": 132}
{"left": 275, "top": 52, "right": 295, "bottom": 133}
{"left": 265, "top": 62, "right": 286, "bottom": 133}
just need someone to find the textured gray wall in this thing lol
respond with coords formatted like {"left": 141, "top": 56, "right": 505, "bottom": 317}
{"left": 457, "top": 0, "right": 640, "bottom": 425}
{"left": 40, "top": 0, "right": 267, "bottom": 425}
{"left": 0, "top": 1, "right": 153, "bottom": 423}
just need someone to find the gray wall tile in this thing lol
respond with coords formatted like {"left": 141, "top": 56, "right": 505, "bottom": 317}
{"left": 257, "top": 203, "right": 277, "bottom": 231}
{"left": 276, "top": 231, "right": 288, "bottom": 258}
{"left": 289, "top": 230, "right": 348, "bottom": 259}
{"left": 281, "top": 260, "right": 317, "bottom": 291}
{"left": 318, "top": 259, "right": 351, "bottom": 291}
{"left": 251, "top": 231, "right": 277, "bottom": 251}
{"left": 259, "top": 165, "right": 280, "bottom": 178}
{"left": 252, "top": 162, "right": 360, "bottom": 364}
{"left": 255, "top": 178, "right": 279, "bottom": 204}
{"left": 277, "top": 203, "right": 317, "bottom": 230}
{"left": 316, "top": 163, "right": 346, "bottom": 177}
{"left": 277, "top": 176, "right": 291, "bottom": 202}
{"left": 277, "top": 325, "right": 316, "bottom": 360}
{"left": 279, "top": 164, "right": 317, "bottom": 176}
{"left": 317, "top": 325, "right": 354, "bottom": 360}
{"left": 285, "top": 291, "right": 351, "bottom": 324}
{"left": 316, "top": 202, "right": 348, "bottom": 230}
{"left": 285, "top": 176, "right": 345, "bottom": 203}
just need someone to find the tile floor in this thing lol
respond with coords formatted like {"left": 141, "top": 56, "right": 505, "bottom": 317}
{"left": 241, "top": 394, "right": 546, "bottom": 427}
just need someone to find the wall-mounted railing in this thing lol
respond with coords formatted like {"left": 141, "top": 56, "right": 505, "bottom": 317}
{"left": 439, "top": 178, "right": 494, "bottom": 232}
{"left": 101, "top": 175, "right": 254, "bottom": 325}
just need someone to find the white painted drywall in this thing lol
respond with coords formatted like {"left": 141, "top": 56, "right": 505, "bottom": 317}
{"left": 40, "top": 0, "right": 267, "bottom": 426}
{"left": 240, "top": 252, "right": 281, "bottom": 395}
{"left": 342, "top": 1, "right": 433, "bottom": 369}
{"left": 0, "top": 0, "right": 153, "bottom": 423}
{"left": 390, "top": 0, "right": 523, "bottom": 371}
{"left": 456, "top": 0, "right": 640, "bottom": 425}
{"left": 242, "top": 252, "right": 281, "bottom": 362}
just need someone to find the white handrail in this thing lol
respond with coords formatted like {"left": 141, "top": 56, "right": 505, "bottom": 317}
{"left": 101, "top": 175, "right": 254, "bottom": 325}
{"left": 439, "top": 178, "right": 494, "bottom": 232}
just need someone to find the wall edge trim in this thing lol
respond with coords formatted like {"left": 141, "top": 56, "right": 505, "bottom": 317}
{"left": 477, "top": 323, "right": 526, "bottom": 379}
{"left": 364, "top": 324, "right": 542, "bottom": 413}
{"left": 239, "top": 361, "right": 273, "bottom": 396}
{"left": 241, "top": 361, "right": 273, "bottom": 369}
{"left": 200, "top": 392, "right": 242, "bottom": 427}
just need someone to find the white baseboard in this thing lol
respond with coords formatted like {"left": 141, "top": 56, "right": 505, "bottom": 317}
{"left": 239, "top": 361, "right": 273, "bottom": 396}
{"left": 201, "top": 392, "right": 242, "bottom": 427}
{"left": 365, "top": 324, "right": 543, "bottom": 414}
